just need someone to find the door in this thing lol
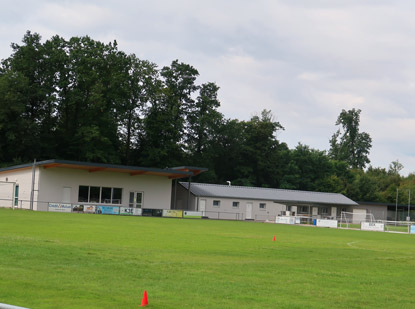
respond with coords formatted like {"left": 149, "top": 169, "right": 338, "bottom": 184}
{"left": 246, "top": 202, "right": 253, "bottom": 219}
{"left": 62, "top": 187, "right": 71, "bottom": 203}
{"left": 199, "top": 199, "right": 206, "bottom": 216}
{"left": 129, "top": 192, "right": 143, "bottom": 208}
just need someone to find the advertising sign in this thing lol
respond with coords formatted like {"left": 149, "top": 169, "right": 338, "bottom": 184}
{"left": 120, "top": 207, "right": 142, "bottom": 216}
{"left": 162, "top": 210, "right": 183, "bottom": 218}
{"left": 96, "top": 206, "right": 120, "bottom": 215}
{"left": 83, "top": 205, "right": 96, "bottom": 214}
{"left": 316, "top": 219, "right": 338, "bottom": 228}
{"left": 410, "top": 225, "right": 415, "bottom": 234}
{"left": 72, "top": 204, "right": 84, "bottom": 212}
{"left": 183, "top": 211, "right": 202, "bottom": 219}
{"left": 276, "top": 216, "right": 296, "bottom": 224}
{"left": 361, "top": 222, "right": 384, "bottom": 232}
{"left": 48, "top": 203, "right": 72, "bottom": 213}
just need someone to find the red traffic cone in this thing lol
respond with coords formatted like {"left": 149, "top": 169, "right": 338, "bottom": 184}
{"left": 272, "top": 235, "right": 276, "bottom": 241}
{"left": 140, "top": 290, "right": 148, "bottom": 307}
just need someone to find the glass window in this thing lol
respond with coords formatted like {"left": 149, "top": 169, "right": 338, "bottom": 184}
{"left": 89, "top": 186, "right": 100, "bottom": 203}
{"left": 101, "top": 187, "right": 112, "bottom": 203}
{"left": 319, "top": 207, "right": 329, "bottom": 215}
{"left": 78, "top": 186, "right": 89, "bottom": 202}
{"left": 232, "top": 201, "right": 239, "bottom": 208}
{"left": 112, "top": 188, "right": 122, "bottom": 204}
{"left": 259, "top": 203, "right": 266, "bottom": 210}
{"left": 14, "top": 185, "right": 19, "bottom": 206}
{"left": 298, "top": 206, "right": 308, "bottom": 214}
{"left": 213, "top": 200, "right": 220, "bottom": 207}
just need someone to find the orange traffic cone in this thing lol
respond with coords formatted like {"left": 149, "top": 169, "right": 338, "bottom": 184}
{"left": 140, "top": 290, "right": 148, "bottom": 307}
{"left": 272, "top": 235, "right": 276, "bottom": 241}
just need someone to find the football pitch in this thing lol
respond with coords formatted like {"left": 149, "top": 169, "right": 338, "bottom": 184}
{"left": 1, "top": 208, "right": 415, "bottom": 308}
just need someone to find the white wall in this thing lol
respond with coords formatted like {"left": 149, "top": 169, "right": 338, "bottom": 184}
{"left": 0, "top": 167, "right": 39, "bottom": 209}
{"left": 37, "top": 167, "right": 172, "bottom": 210}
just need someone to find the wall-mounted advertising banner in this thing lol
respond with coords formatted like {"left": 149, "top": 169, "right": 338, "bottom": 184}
{"left": 276, "top": 216, "right": 296, "bottom": 224}
{"left": 410, "top": 225, "right": 415, "bottom": 234}
{"left": 48, "top": 203, "right": 72, "bottom": 213}
{"left": 361, "top": 222, "right": 384, "bottom": 232}
{"left": 72, "top": 204, "right": 84, "bottom": 212}
{"left": 316, "top": 219, "right": 338, "bottom": 228}
{"left": 83, "top": 205, "right": 96, "bottom": 214}
{"left": 183, "top": 211, "right": 202, "bottom": 219}
{"left": 96, "top": 206, "right": 120, "bottom": 215}
{"left": 120, "top": 207, "right": 142, "bottom": 216}
{"left": 163, "top": 210, "right": 183, "bottom": 218}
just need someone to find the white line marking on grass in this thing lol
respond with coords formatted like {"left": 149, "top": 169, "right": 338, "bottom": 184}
{"left": 347, "top": 241, "right": 361, "bottom": 248}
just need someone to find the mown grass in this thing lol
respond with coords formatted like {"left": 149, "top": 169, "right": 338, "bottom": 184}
{"left": 1, "top": 208, "right": 415, "bottom": 308}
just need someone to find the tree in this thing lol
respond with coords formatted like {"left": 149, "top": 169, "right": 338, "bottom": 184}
{"left": 389, "top": 160, "right": 404, "bottom": 175}
{"left": 329, "top": 108, "right": 372, "bottom": 169}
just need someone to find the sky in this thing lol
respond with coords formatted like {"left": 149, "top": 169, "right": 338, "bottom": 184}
{"left": 1, "top": 1, "right": 415, "bottom": 175}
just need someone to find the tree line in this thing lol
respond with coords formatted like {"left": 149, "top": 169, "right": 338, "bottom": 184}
{"left": 1, "top": 31, "right": 414, "bottom": 204}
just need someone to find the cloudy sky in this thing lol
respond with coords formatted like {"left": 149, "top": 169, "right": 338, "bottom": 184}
{"left": 1, "top": 1, "right": 415, "bottom": 174}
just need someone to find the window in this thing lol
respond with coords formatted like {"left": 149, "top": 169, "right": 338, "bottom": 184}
{"left": 259, "top": 203, "right": 266, "bottom": 210}
{"left": 298, "top": 206, "right": 309, "bottom": 214}
{"left": 78, "top": 186, "right": 123, "bottom": 204}
{"left": 78, "top": 186, "right": 89, "bottom": 202}
{"left": 232, "top": 201, "right": 239, "bottom": 208}
{"left": 89, "top": 186, "right": 100, "bottom": 203}
{"left": 14, "top": 185, "right": 19, "bottom": 206}
{"left": 213, "top": 200, "right": 220, "bottom": 207}
{"left": 319, "top": 207, "right": 329, "bottom": 215}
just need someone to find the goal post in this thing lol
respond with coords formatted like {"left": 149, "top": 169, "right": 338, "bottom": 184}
{"left": 339, "top": 211, "right": 375, "bottom": 229}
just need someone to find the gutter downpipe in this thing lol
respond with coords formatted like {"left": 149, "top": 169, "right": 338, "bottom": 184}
{"left": 30, "top": 159, "right": 36, "bottom": 211}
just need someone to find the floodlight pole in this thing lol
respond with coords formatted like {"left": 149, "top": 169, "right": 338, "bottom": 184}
{"left": 408, "top": 189, "right": 411, "bottom": 221}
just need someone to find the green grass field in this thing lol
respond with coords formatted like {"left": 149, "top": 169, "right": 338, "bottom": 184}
{"left": 1, "top": 208, "right": 415, "bottom": 308}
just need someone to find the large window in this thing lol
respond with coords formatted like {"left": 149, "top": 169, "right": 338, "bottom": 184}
{"left": 298, "top": 206, "right": 309, "bottom": 214}
{"left": 78, "top": 186, "right": 122, "bottom": 204}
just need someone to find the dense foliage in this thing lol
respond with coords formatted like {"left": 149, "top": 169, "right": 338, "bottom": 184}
{"left": 1, "top": 32, "right": 414, "bottom": 203}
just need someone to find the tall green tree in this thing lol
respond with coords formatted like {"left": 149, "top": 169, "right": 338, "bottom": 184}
{"left": 329, "top": 108, "right": 372, "bottom": 169}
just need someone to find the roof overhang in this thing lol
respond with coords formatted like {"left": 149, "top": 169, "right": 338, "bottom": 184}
{"left": 0, "top": 160, "right": 193, "bottom": 179}
{"left": 170, "top": 166, "right": 208, "bottom": 177}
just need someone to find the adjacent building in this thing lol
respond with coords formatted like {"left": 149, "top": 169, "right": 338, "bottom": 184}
{"left": 174, "top": 182, "right": 358, "bottom": 221}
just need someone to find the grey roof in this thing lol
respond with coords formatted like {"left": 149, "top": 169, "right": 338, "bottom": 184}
{"left": 180, "top": 182, "right": 357, "bottom": 206}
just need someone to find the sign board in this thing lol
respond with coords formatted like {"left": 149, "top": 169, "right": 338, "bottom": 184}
{"left": 276, "top": 216, "right": 296, "bottom": 224}
{"left": 361, "top": 222, "right": 384, "bottom": 232}
{"left": 48, "top": 203, "right": 72, "bottom": 213}
{"left": 72, "top": 204, "right": 84, "bottom": 212}
{"left": 96, "top": 206, "right": 120, "bottom": 215}
{"left": 183, "top": 211, "right": 202, "bottom": 219}
{"left": 163, "top": 210, "right": 183, "bottom": 218}
{"left": 410, "top": 225, "right": 415, "bottom": 234}
{"left": 83, "top": 205, "right": 96, "bottom": 214}
{"left": 316, "top": 219, "right": 338, "bottom": 228}
{"left": 120, "top": 207, "right": 142, "bottom": 216}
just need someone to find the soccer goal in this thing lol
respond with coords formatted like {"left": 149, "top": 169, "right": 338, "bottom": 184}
{"left": 339, "top": 211, "right": 375, "bottom": 229}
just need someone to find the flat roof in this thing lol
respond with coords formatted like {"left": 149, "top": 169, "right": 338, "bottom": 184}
{"left": 180, "top": 182, "right": 358, "bottom": 206}
{"left": 0, "top": 159, "right": 200, "bottom": 179}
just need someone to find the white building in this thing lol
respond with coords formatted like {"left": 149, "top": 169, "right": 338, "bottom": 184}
{"left": 0, "top": 159, "right": 204, "bottom": 212}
